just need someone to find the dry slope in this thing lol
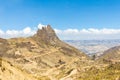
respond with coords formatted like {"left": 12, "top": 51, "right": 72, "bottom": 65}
{"left": 0, "top": 25, "right": 90, "bottom": 80}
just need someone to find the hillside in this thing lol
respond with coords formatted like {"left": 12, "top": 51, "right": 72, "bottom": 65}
{"left": 76, "top": 45, "right": 120, "bottom": 80}
{"left": 0, "top": 25, "right": 120, "bottom": 80}
{"left": 97, "top": 46, "right": 120, "bottom": 64}
{"left": 0, "top": 58, "right": 39, "bottom": 80}
{"left": 1, "top": 25, "right": 90, "bottom": 80}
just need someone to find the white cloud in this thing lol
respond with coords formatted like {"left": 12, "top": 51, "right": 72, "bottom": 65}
{"left": 54, "top": 29, "right": 62, "bottom": 34}
{"left": 82, "top": 28, "right": 120, "bottom": 34}
{"left": 0, "top": 27, "right": 36, "bottom": 38}
{"left": 55, "top": 28, "right": 120, "bottom": 35}
{"left": 6, "top": 30, "right": 19, "bottom": 35}
{"left": 64, "top": 29, "right": 79, "bottom": 35}
{"left": 0, "top": 29, "right": 4, "bottom": 35}
{"left": 0, "top": 24, "right": 120, "bottom": 40}
{"left": 37, "top": 23, "right": 46, "bottom": 29}
{"left": 55, "top": 28, "right": 120, "bottom": 40}
{"left": 23, "top": 27, "right": 31, "bottom": 34}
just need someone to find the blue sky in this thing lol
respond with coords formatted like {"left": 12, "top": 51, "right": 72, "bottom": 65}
{"left": 0, "top": 0, "right": 120, "bottom": 40}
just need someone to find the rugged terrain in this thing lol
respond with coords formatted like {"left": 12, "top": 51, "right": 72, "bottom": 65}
{"left": 0, "top": 25, "right": 120, "bottom": 80}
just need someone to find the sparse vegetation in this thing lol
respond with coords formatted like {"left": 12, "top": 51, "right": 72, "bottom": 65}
{"left": 77, "top": 63, "right": 120, "bottom": 80}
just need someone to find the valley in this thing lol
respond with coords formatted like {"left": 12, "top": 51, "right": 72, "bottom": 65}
{"left": 65, "top": 40, "right": 120, "bottom": 57}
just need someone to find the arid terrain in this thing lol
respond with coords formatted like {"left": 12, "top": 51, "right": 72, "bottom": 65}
{"left": 0, "top": 25, "right": 120, "bottom": 80}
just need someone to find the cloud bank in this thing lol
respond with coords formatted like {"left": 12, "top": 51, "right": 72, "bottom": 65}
{"left": 0, "top": 24, "right": 120, "bottom": 40}
{"left": 55, "top": 28, "right": 120, "bottom": 40}
{"left": 0, "top": 27, "right": 36, "bottom": 38}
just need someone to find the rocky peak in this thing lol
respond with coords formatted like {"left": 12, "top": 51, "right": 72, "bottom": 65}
{"left": 34, "top": 25, "right": 60, "bottom": 45}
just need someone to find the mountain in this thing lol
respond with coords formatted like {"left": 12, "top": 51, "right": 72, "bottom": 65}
{"left": 1, "top": 25, "right": 90, "bottom": 80}
{"left": 33, "top": 25, "right": 60, "bottom": 46}
{"left": 1, "top": 25, "right": 120, "bottom": 80}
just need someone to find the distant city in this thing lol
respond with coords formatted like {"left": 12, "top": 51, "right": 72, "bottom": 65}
{"left": 65, "top": 39, "right": 120, "bottom": 56}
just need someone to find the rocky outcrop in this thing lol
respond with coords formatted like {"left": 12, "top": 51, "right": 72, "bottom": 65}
{"left": 33, "top": 25, "right": 88, "bottom": 57}
{"left": 33, "top": 25, "right": 60, "bottom": 46}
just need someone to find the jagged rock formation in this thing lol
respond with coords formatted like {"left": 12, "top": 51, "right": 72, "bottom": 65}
{"left": 34, "top": 25, "right": 60, "bottom": 45}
